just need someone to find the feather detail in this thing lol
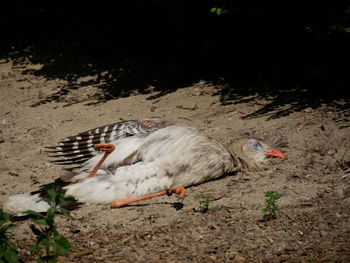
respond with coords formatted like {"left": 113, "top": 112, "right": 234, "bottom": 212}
{"left": 3, "top": 193, "right": 50, "bottom": 216}
{"left": 46, "top": 118, "right": 172, "bottom": 168}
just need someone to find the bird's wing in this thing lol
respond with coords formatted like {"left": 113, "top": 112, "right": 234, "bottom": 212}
{"left": 46, "top": 119, "right": 169, "bottom": 168}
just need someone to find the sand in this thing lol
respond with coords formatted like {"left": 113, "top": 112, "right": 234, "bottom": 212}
{"left": 0, "top": 59, "right": 349, "bottom": 262}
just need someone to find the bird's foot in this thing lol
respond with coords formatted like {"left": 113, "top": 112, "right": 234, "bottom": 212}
{"left": 94, "top": 144, "right": 115, "bottom": 152}
{"left": 86, "top": 144, "right": 116, "bottom": 178}
{"left": 166, "top": 186, "right": 187, "bottom": 198}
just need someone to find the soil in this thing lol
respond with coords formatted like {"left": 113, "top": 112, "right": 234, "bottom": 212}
{"left": 0, "top": 59, "right": 349, "bottom": 263}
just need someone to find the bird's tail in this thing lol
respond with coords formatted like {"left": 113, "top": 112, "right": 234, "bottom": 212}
{"left": 2, "top": 179, "right": 77, "bottom": 216}
{"left": 3, "top": 193, "right": 50, "bottom": 216}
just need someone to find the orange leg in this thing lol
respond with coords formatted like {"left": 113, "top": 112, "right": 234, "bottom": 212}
{"left": 86, "top": 144, "right": 115, "bottom": 178}
{"left": 110, "top": 186, "right": 187, "bottom": 208}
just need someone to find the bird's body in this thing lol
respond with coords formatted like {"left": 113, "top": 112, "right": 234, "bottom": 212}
{"left": 65, "top": 125, "right": 239, "bottom": 203}
{"left": 3, "top": 120, "right": 285, "bottom": 215}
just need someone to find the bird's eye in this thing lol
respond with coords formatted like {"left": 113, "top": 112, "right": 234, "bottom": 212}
{"left": 249, "top": 141, "right": 263, "bottom": 151}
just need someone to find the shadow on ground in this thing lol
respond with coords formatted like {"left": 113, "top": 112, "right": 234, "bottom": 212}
{"left": 1, "top": 1, "right": 349, "bottom": 119}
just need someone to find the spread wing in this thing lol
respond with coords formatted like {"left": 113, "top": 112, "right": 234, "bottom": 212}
{"left": 46, "top": 118, "right": 172, "bottom": 168}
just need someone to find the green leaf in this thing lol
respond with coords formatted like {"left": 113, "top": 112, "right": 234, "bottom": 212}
{"left": 204, "top": 196, "right": 212, "bottom": 204}
{"left": 46, "top": 208, "right": 56, "bottom": 225}
{"left": 194, "top": 195, "right": 201, "bottom": 201}
{"left": 30, "top": 218, "right": 49, "bottom": 226}
{"left": 24, "top": 210, "right": 45, "bottom": 218}
{"left": 210, "top": 6, "right": 228, "bottom": 16}
{"left": 0, "top": 223, "right": 14, "bottom": 232}
{"left": 24, "top": 188, "right": 72, "bottom": 261}
{"left": 0, "top": 209, "right": 11, "bottom": 225}
{"left": 40, "top": 238, "right": 51, "bottom": 249}
{"left": 38, "top": 255, "right": 57, "bottom": 263}
{"left": 53, "top": 235, "right": 70, "bottom": 254}
{"left": 0, "top": 247, "right": 19, "bottom": 263}
{"left": 262, "top": 191, "right": 281, "bottom": 221}
{"left": 60, "top": 195, "right": 75, "bottom": 205}
{"left": 47, "top": 189, "right": 58, "bottom": 203}
{"left": 59, "top": 208, "right": 70, "bottom": 217}
{"left": 32, "top": 244, "right": 42, "bottom": 255}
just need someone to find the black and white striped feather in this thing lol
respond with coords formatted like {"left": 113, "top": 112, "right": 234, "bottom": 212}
{"left": 46, "top": 118, "right": 172, "bottom": 168}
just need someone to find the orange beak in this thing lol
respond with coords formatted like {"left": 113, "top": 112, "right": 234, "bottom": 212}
{"left": 264, "top": 149, "right": 285, "bottom": 158}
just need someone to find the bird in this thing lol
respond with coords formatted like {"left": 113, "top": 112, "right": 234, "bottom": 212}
{"left": 3, "top": 122, "right": 285, "bottom": 215}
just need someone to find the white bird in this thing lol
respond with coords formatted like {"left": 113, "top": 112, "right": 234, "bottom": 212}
{"left": 3, "top": 121, "right": 285, "bottom": 215}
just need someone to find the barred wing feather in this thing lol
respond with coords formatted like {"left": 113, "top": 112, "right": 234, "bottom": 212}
{"left": 46, "top": 118, "right": 171, "bottom": 168}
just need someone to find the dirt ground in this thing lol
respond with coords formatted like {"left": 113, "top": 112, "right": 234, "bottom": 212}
{"left": 0, "top": 58, "right": 349, "bottom": 263}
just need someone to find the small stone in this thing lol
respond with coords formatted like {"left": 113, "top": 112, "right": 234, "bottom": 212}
{"left": 0, "top": 130, "right": 4, "bottom": 143}
{"left": 69, "top": 227, "right": 80, "bottom": 234}
{"left": 8, "top": 171, "right": 19, "bottom": 177}
{"left": 76, "top": 248, "right": 94, "bottom": 257}
{"left": 267, "top": 236, "right": 274, "bottom": 243}
{"left": 343, "top": 186, "right": 350, "bottom": 198}
{"left": 327, "top": 149, "right": 336, "bottom": 155}
{"left": 191, "top": 87, "right": 202, "bottom": 96}
{"left": 320, "top": 231, "right": 328, "bottom": 237}
{"left": 89, "top": 240, "right": 100, "bottom": 249}
{"left": 234, "top": 255, "right": 246, "bottom": 262}
{"left": 305, "top": 173, "right": 318, "bottom": 178}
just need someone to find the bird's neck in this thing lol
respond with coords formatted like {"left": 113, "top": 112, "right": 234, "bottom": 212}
{"left": 228, "top": 153, "right": 249, "bottom": 173}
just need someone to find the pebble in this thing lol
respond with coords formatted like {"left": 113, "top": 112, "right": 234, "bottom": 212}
{"left": 89, "top": 240, "right": 100, "bottom": 249}
{"left": 0, "top": 130, "right": 4, "bottom": 143}
{"left": 343, "top": 186, "right": 350, "bottom": 198}
{"left": 234, "top": 255, "right": 246, "bottom": 262}
{"left": 305, "top": 173, "right": 318, "bottom": 178}
{"left": 69, "top": 227, "right": 81, "bottom": 234}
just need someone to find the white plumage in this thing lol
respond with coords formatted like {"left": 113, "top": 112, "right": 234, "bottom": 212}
{"left": 65, "top": 126, "right": 236, "bottom": 203}
{"left": 4, "top": 122, "right": 285, "bottom": 214}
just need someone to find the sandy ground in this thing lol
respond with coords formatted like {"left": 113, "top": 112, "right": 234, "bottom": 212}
{"left": 0, "top": 59, "right": 350, "bottom": 262}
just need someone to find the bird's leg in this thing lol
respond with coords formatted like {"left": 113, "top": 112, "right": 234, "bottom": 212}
{"left": 85, "top": 144, "right": 115, "bottom": 178}
{"left": 110, "top": 186, "right": 187, "bottom": 208}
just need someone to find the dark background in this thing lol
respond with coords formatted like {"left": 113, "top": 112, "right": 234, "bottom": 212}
{"left": 1, "top": 0, "right": 349, "bottom": 117}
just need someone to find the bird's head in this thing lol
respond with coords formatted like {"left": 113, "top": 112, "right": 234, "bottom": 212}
{"left": 228, "top": 138, "right": 286, "bottom": 169}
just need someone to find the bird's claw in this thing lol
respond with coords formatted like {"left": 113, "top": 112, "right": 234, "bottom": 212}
{"left": 166, "top": 186, "right": 187, "bottom": 198}
{"left": 94, "top": 144, "right": 115, "bottom": 152}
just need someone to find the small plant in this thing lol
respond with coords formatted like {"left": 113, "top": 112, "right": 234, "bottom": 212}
{"left": 210, "top": 7, "right": 228, "bottom": 16}
{"left": 0, "top": 209, "right": 19, "bottom": 263}
{"left": 25, "top": 188, "right": 74, "bottom": 263}
{"left": 203, "top": 120, "right": 213, "bottom": 124}
{"left": 262, "top": 191, "right": 281, "bottom": 221}
{"left": 194, "top": 195, "right": 213, "bottom": 213}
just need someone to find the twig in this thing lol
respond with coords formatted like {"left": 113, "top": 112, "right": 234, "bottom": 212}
{"left": 178, "top": 117, "right": 192, "bottom": 122}
{"left": 62, "top": 98, "right": 95, "bottom": 107}
{"left": 152, "top": 99, "right": 161, "bottom": 104}
{"left": 11, "top": 65, "right": 27, "bottom": 69}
